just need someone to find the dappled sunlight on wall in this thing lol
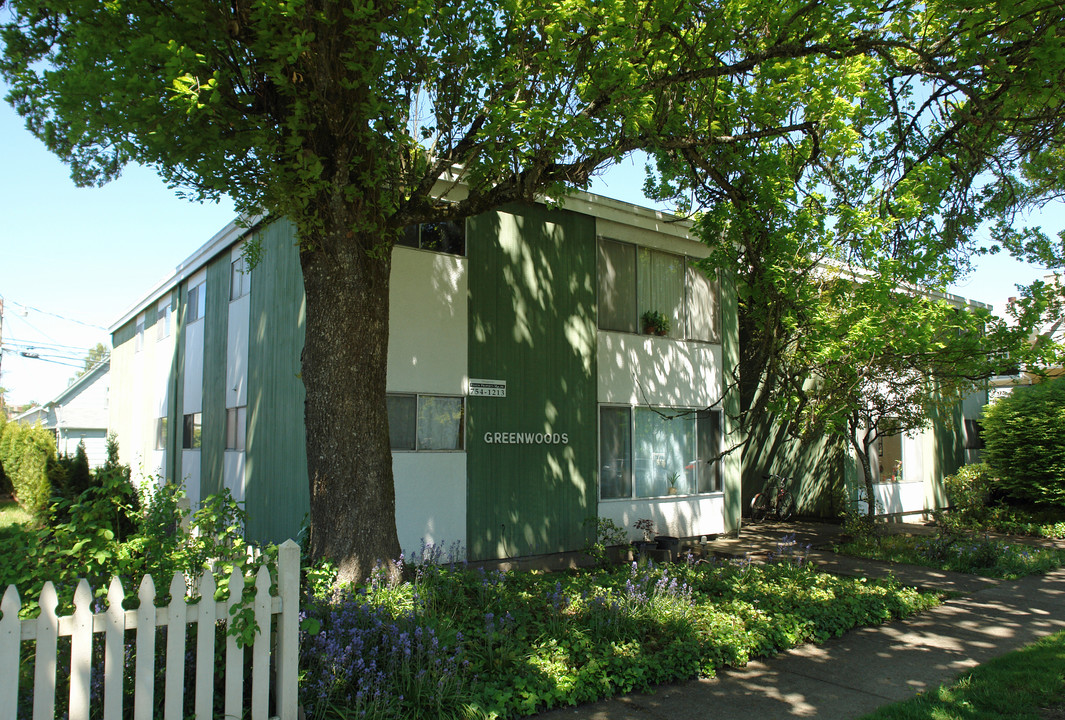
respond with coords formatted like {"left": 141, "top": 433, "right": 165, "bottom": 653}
{"left": 598, "top": 331, "right": 722, "bottom": 408}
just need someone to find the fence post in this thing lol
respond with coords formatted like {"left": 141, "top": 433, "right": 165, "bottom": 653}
{"left": 69, "top": 581, "right": 94, "bottom": 720}
{"left": 104, "top": 577, "right": 125, "bottom": 720}
{"left": 164, "top": 573, "right": 187, "bottom": 720}
{"left": 33, "top": 582, "right": 58, "bottom": 720}
{"left": 0, "top": 586, "right": 21, "bottom": 720}
{"left": 275, "top": 539, "right": 300, "bottom": 720}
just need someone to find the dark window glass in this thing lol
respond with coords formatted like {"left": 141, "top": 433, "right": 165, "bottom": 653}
{"left": 696, "top": 410, "right": 721, "bottom": 493}
{"left": 387, "top": 395, "right": 417, "bottom": 450}
{"left": 599, "top": 407, "right": 632, "bottom": 499}
{"left": 182, "top": 413, "right": 202, "bottom": 449}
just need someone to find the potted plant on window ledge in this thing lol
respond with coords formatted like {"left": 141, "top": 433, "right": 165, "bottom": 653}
{"left": 641, "top": 310, "right": 670, "bottom": 336}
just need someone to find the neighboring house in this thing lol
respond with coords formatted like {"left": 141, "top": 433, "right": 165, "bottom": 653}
{"left": 12, "top": 359, "right": 111, "bottom": 467}
{"left": 108, "top": 192, "right": 739, "bottom": 560}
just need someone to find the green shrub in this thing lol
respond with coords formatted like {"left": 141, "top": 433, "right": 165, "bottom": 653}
{"left": 0, "top": 414, "right": 11, "bottom": 496}
{"left": 10, "top": 424, "right": 56, "bottom": 516}
{"left": 982, "top": 378, "right": 1065, "bottom": 508}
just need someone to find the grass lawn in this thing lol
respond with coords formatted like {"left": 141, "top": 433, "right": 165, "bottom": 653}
{"left": 857, "top": 629, "right": 1065, "bottom": 720}
{"left": 0, "top": 497, "right": 32, "bottom": 529}
{"left": 836, "top": 531, "right": 1065, "bottom": 580}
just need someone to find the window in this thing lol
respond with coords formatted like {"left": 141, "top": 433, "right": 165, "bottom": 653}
{"left": 226, "top": 406, "right": 247, "bottom": 451}
{"left": 876, "top": 420, "right": 903, "bottom": 483}
{"left": 157, "top": 297, "right": 171, "bottom": 340}
{"left": 231, "top": 256, "right": 251, "bottom": 300}
{"left": 597, "top": 238, "right": 718, "bottom": 341}
{"left": 599, "top": 405, "right": 722, "bottom": 500}
{"left": 386, "top": 394, "right": 465, "bottom": 451}
{"left": 155, "top": 417, "right": 168, "bottom": 451}
{"left": 397, "top": 220, "right": 466, "bottom": 255}
{"left": 187, "top": 282, "right": 206, "bottom": 323}
{"left": 135, "top": 315, "right": 145, "bottom": 352}
{"left": 182, "top": 413, "right": 202, "bottom": 449}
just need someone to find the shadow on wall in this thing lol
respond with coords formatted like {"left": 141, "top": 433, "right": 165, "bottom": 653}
{"left": 466, "top": 205, "right": 598, "bottom": 561}
{"left": 743, "top": 418, "right": 845, "bottom": 519}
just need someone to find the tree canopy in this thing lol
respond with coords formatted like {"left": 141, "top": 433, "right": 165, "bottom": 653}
{"left": 4, "top": 0, "right": 1064, "bottom": 576}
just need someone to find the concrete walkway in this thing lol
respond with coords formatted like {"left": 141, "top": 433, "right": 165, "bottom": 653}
{"left": 532, "top": 521, "right": 1065, "bottom": 720}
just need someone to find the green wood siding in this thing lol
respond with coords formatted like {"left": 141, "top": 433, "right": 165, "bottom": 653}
{"left": 200, "top": 256, "right": 230, "bottom": 498}
{"left": 245, "top": 220, "right": 309, "bottom": 544}
{"left": 113, "top": 319, "right": 137, "bottom": 348}
{"left": 466, "top": 204, "right": 597, "bottom": 560}
{"left": 166, "top": 284, "right": 189, "bottom": 484}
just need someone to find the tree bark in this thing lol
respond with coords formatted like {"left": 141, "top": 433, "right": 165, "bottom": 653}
{"left": 299, "top": 217, "right": 401, "bottom": 586}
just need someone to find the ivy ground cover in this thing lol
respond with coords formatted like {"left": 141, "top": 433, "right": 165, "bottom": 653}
{"left": 300, "top": 552, "right": 939, "bottom": 719}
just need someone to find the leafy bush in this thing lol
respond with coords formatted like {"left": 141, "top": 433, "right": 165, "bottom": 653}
{"left": 982, "top": 377, "right": 1065, "bottom": 508}
{"left": 300, "top": 550, "right": 938, "bottom": 719}
{"left": 0, "top": 422, "right": 58, "bottom": 516}
{"left": 838, "top": 531, "right": 1065, "bottom": 580}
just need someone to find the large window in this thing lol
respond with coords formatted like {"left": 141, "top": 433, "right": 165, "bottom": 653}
{"left": 387, "top": 394, "right": 465, "bottom": 451}
{"left": 397, "top": 220, "right": 466, "bottom": 256}
{"left": 597, "top": 238, "right": 718, "bottom": 342}
{"left": 599, "top": 405, "right": 721, "bottom": 499}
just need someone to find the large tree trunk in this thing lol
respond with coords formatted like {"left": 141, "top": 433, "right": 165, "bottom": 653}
{"left": 299, "top": 217, "right": 401, "bottom": 586}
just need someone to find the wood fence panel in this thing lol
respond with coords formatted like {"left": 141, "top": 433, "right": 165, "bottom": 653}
{"left": 69, "top": 581, "right": 93, "bottom": 720}
{"left": 164, "top": 573, "right": 187, "bottom": 720}
{"left": 224, "top": 568, "right": 244, "bottom": 720}
{"left": 32, "top": 583, "right": 58, "bottom": 720}
{"left": 194, "top": 572, "right": 216, "bottom": 720}
{"left": 1, "top": 542, "right": 299, "bottom": 720}
{"left": 134, "top": 575, "right": 156, "bottom": 720}
{"left": 251, "top": 565, "right": 271, "bottom": 720}
{"left": 0, "top": 586, "right": 21, "bottom": 720}
{"left": 104, "top": 578, "right": 125, "bottom": 720}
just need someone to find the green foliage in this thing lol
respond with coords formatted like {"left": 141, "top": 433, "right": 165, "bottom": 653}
{"left": 582, "top": 517, "right": 629, "bottom": 566}
{"left": 640, "top": 309, "right": 670, "bottom": 335}
{"left": 301, "top": 555, "right": 938, "bottom": 719}
{"left": 0, "top": 422, "right": 57, "bottom": 516}
{"left": 837, "top": 530, "right": 1065, "bottom": 580}
{"left": 981, "top": 378, "right": 1065, "bottom": 508}
{"left": 0, "top": 414, "right": 10, "bottom": 496}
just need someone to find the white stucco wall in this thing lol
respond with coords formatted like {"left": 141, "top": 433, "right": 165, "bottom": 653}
{"left": 393, "top": 453, "right": 468, "bottom": 557}
{"left": 597, "top": 332, "right": 723, "bottom": 407}
{"left": 387, "top": 246, "right": 469, "bottom": 554}
{"left": 387, "top": 247, "right": 468, "bottom": 394}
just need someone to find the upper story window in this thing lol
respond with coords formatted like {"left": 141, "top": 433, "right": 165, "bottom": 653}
{"left": 397, "top": 220, "right": 466, "bottom": 256}
{"left": 187, "top": 281, "right": 206, "bottom": 323}
{"left": 134, "top": 315, "right": 145, "bottom": 352}
{"left": 231, "top": 256, "right": 251, "bottom": 300}
{"left": 157, "top": 297, "right": 172, "bottom": 340}
{"left": 182, "top": 412, "right": 202, "bottom": 449}
{"left": 597, "top": 238, "right": 718, "bottom": 342}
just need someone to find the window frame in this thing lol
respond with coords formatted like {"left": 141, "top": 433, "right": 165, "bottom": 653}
{"left": 386, "top": 393, "right": 466, "bottom": 452}
{"left": 187, "top": 282, "right": 206, "bottom": 324}
{"left": 597, "top": 403, "right": 723, "bottom": 501}
{"left": 597, "top": 237, "right": 720, "bottom": 343}
{"left": 396, "top": 220, "right": 467, "bottom": 256}
{"left": 230, "top": 256, "right": 251, "bottom": 301}
{"left": 226, "top": 406, "right": 247, "bottom": 451}
{"left": 157, "top": 297, "right": 171, "bottom": 340}
{"left": 182, "top": 412, "right": 202, "bottom": 450}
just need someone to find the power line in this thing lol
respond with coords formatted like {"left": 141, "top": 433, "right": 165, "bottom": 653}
{"left": 2, "top": 298, "right": 108, "bottom": 331}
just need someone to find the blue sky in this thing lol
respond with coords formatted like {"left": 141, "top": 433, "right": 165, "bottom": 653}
{"left": 1, "top": 97, "right": 1061, "bottom": 408}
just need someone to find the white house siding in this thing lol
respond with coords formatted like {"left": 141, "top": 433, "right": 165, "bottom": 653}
{"left": 387, "top": 246, "right": 469, "bottom": 550}
{"left": 225, "top": 245, "right": 251, "bottom": 501}
{"left": 393, "top": 453, "right": 467, "bottom": 557}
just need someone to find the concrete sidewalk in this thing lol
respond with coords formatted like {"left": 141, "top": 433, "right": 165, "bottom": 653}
{"left": 532, "top": 522, "right": 1065, "bottom": 720}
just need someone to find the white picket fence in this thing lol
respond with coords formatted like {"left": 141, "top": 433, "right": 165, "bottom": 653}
{"left": 0, "top": 539, "right": 299, "bottom": 720}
